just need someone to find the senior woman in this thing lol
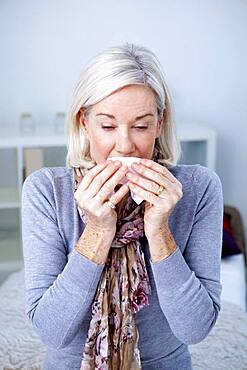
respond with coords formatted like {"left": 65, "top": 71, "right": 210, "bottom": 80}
{"left": 21, "top": 43, "right": 223, "bottom": 370}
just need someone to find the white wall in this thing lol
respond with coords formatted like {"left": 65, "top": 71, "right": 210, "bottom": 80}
{"left": 1, "top": 0, "right": 247, "bottom": 238}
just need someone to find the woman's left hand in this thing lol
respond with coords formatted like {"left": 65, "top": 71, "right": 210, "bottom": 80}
{"left": 126, "top": 158, "right": 183, "bottom": 238}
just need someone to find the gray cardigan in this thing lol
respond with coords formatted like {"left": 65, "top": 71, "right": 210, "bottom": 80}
{"left": 21, "top": 164, "right": 223, "bottom": 370}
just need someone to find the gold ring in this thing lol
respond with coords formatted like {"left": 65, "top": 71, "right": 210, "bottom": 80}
{"left": 106, "top": 199, "right": 116, "bottom": 209}
{"left": 156, "top": 185, "right": 165, "bottom": 196}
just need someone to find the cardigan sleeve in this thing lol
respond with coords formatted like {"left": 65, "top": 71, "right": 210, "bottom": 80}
{"left": 21, "top": 168, "right": 105, "bottom": 349}
{"left": 150, "top": 165, "right": 224, "bottom": 345}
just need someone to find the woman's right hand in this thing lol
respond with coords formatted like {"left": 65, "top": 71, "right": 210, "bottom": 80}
{"left": 74, "top": 160, "right": 130, "bottom": 234}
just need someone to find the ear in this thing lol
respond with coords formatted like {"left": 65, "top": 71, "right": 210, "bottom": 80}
{"left": 77, "top": 108, "right": 89, "bottom": 137}
{"left": 155, "top": 118, "right": 163, "bottom": 138}
{"left": 155, "top": 109, "right": 166, "bottom": 138}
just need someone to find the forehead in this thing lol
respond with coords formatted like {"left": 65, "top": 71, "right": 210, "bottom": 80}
{"left": 91, "top": 85, "right": 157, "bottom": 116}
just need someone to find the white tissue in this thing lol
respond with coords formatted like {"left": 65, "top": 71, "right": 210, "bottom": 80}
{"left": 107, "top": 156, "right": 144, "bottom": 204}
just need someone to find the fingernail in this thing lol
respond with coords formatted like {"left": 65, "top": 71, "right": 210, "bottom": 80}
{"left": 131, "top": 162, "right": 139, "bottom": 168}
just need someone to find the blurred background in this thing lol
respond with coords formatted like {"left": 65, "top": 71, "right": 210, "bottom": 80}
{"left": 1, "top": 1, "right": 247, "bottom": 369}
{"left": 0, "top": 0, "right": 246, "bottom": 308}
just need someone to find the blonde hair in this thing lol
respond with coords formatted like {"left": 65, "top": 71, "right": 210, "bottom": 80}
{"left": 65, "top": 42, "right": 182, "bottom": 168}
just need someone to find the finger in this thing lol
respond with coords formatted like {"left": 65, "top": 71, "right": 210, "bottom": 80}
{"left": 87, "top": 161, "right": 123, "bottom": 198}
{"left": 138, "top": 159, "right": 176, "bottom": 183}
{"left": 95, "top": 165, "right": 129, "bottom": 202}
{"left": 76, "top": 160, "right": 112, "bottom": 193}
{"left": 126, "top": 171, "right": 169, "bottom": 194}
{"left": 130, "top": 163, "right": 172, "bottom": 190}
{"left": 103, "top": 183, "right": 130, "bottom": 209}
{"left": 128, "top": 182, "right": 160, "bottom": 206}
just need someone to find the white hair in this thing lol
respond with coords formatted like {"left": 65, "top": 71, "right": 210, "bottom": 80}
{"left": 65, "top": 42, "right": 182, "bottom": 168}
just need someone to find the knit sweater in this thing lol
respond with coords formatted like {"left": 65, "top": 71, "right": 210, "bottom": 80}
{"left": 21, "top": 163, "right": 223, "bottom": 370}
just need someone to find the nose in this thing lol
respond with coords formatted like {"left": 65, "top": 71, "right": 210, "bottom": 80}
{"left": 115, "top": 129, "right": 135, "bottom": 155}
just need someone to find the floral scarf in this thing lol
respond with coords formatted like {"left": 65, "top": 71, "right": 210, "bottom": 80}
{"left": 73, "top": 148, "right": 161, "bottom": 369}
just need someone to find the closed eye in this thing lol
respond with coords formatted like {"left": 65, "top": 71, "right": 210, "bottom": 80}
{"left": 102, "top": 126, "right": 148, "bottom": 130}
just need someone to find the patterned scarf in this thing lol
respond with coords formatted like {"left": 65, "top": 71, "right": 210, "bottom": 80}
{"left": 73, "top": 147, "right": 161, "bottom": 370}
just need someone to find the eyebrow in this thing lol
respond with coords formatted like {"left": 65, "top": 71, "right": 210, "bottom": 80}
{"left": 95, "top": 113, "right": 155, "bottom": 121}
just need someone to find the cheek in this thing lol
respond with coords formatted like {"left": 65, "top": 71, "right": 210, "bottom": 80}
{"left": 136, "top": 134, "right": 156, "bottom": 155}
{"left": 89, "top": 131, "right": 112, "bottom": 156}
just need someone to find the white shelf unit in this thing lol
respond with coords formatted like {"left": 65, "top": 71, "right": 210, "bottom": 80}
{"left": 0, "top": 123, "right": 217, "bottom": 279}
{"left": 177, "top": 123, "right": 217, "bottom": 171}
{"left": 0, "top": 131, "right": 68, "bottom": 281}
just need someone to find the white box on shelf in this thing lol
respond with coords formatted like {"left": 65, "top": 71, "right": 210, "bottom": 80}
{"left": 24, "top": 148, "right": 44, "bottom": 178}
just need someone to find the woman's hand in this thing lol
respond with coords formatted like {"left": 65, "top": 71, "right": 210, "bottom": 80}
{"left": 74, "top": 160, "right": 129, "bottom": 235}
{"left": 126, "top": 158, "right": 183, "bottom": 239}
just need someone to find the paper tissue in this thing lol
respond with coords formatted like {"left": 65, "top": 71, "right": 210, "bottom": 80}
{"left": 108, "top": 156, "right": 144, "bottom": 204}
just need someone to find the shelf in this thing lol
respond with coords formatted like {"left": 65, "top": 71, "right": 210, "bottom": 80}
{"left": 0, "top": 208, "right": 22, "bottom": 266}
{"left": 0, "top": 124, "right": 217, "bottom": 276}
{"left": 0, "top": 187, "right": 20, "bottom": 207}
{"left": 0, "top": 131, "right": 67, "bottom": 148}
{"left": 0, "top": 231, "right": 22, "bottom": 262}
{"left": 41, "top": 146, "right": 67, "bottom": 167}
{"left": 179, "top": 141, "right": 207, "bottom": 166}
{"left": 177, "top": 123, "right": 216, "bottom": 141}
{"left": 177, "top": 123, "right": 217, "bottom": 169}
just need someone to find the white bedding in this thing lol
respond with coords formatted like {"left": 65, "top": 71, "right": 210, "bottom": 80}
{"left": 0, "top": 269, "right": 247, "bottom": 370}
{"left": 0, "top": 270, "right": 46, "bottom": 370}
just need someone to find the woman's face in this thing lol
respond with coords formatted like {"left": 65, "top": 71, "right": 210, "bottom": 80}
{"left": 79, "top": 84, "right": 162, "bottom": 163}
